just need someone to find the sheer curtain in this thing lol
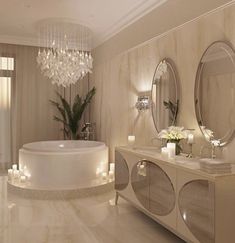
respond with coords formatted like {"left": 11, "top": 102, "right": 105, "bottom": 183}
{"left": 0, "top": 77, "right": 11, "bottom": 167}
{"left": 0, "top": 56, "right": 14, "bottom": 169}
{"left": 0, "top": 44, "right": 62, "bottom": 165}
{"left": 0, "top": 43, "right": 88, "bottom": 166}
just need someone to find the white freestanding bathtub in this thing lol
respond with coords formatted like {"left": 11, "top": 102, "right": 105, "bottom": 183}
{"left": 18, "top": 140, "right": 109, "bottom": 190}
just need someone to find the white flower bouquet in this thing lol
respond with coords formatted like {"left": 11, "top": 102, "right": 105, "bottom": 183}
{"left": 159, "top": 126, "right": 187, "bottom": 141}
{"left": 158, "top": 126, "right": 187, "bottom": 155}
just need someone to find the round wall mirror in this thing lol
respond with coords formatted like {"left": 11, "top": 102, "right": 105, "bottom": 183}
{"left": 151, "top": 58, "right": 179, "bottom": 133}
{"left": 195, "top": 41, "right": 235, "bottom": 146}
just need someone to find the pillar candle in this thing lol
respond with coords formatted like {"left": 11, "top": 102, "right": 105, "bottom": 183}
{"left": 161, "top": 147, "right": 169, "bottom": 159}
{"left": 128, "top": 135, "right": 135, "bottom": 146}
{"left": 102, "top": 172, "right": 107, "bottom": 180}
{"left": 167, "top": 143, "right": 176, "bottom": 158}
{"left": 20, "top": 175, "right": 26, "bottom": 183}
{"left": 109, "top": 163, "right": 115, "bottom": 172}
{"left": 96, "top": 167, "right": 101, "bottom": 177}
{"left": 12, "top": 164, "right": 17, "bottom": 171}
{"left": 187, "top": 134, "right": 194, "bottom": 144}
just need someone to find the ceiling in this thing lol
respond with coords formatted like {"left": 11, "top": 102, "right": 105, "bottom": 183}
{"left": 0, "top": 0, "right": 167, "bottom": 48}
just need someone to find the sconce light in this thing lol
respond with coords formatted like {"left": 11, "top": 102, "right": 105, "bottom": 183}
{"left": 135, "top": 95, "right": 151, "bottom": 112}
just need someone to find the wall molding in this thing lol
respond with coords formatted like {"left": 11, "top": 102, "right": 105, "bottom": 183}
{"left": 123, "top": 0, "right": 235, "bottom": 56}
{"left": 94, "top": 0, "right": 167, "bottom": 47}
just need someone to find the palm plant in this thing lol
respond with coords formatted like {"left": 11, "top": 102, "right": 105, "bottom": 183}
{"left": 50, "top": 87, "right": 96, "bottom": 140}
{"left": 163, "top": 99, "right": 179, "bottom": 124}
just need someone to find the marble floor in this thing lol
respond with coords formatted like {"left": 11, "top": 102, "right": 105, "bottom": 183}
{"left": 0, "top": 176, "right": 185, "bottom": 243}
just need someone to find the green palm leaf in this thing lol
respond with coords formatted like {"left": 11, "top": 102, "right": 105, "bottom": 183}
{"left": 50, "top": 87, "right": 96, "bottom": 139}
{"left": 56, "top": 92, "right": 73, "bottom": 124}
{"left": 78, "top": 87, "right": 96, "bottom": 120}
{"left": 53, "top": 116, "right": 69, "bottom": 127}
{"left": 50, "top": 100, "right": 67, "bottom": 124}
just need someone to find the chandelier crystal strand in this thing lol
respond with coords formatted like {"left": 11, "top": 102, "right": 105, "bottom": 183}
{"left": 36, "top": 19, "right": 93, "bottom": 87}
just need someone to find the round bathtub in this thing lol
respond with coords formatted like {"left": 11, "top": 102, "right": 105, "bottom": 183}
{"left": 18, "top": 140, "right": 109, "bottom": 190}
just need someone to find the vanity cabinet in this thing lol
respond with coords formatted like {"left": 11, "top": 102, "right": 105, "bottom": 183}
{"left": 115, "top": 147, "right": 235, "bottom": 243}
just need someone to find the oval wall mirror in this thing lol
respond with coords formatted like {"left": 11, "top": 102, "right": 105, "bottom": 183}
{"left": 195, "top": 41, "right": 235, "bottom": 146}
{"left": 151, "top": 58, "right": 179, "bottom": 133}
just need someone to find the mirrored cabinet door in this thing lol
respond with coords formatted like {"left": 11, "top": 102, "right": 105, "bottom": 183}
{"left": 149, "top": 162, "right": 175, "bottom": 216}
{"left": 178, "top": 180, "right": 215, "bottom": 243}
{"left": 131, "top": 160, "right": 175, "bottom": 216}
{"left": 114, "top": 151, "right": 129, "bottom": 191}
{"left": 131, "top": 160, "right": 149, "bottom": 210}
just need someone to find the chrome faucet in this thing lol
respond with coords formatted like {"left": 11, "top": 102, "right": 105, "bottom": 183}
{"left": 200, "top": 145, "right": 211, "bottom": 158}
{"left": 81, "top": 122, "right": 96, "bottom": 140}
{"left": 211, "top": 143, "right": 216, "bottom": 159}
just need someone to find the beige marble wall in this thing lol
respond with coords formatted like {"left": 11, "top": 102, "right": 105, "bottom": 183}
{"left": 91, "top": 3, "right": 235, "bottom": 161}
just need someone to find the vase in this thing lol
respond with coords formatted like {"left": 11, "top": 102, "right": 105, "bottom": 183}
{"left": 167, "top": 139, "right": 181, "bottom": 155}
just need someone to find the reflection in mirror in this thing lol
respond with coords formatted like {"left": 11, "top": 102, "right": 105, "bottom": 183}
{"left": 151, "top": 59, "right": 179, "bottom": 133}
{"left": 195, "top": 42, "right": 235, "bottom": 146}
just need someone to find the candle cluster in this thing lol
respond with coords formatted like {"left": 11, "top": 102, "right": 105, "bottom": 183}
{"left": 8, "top": 164, "right": 31, "bottom": 184}
{"left": 96, "top": 162, "right": 115, "bottom": 182}
{"left": 161, "top": 143, "right": 176, "bottom": 159}
{"left": 161, "top": 133, "right": 195, "bottom": 159}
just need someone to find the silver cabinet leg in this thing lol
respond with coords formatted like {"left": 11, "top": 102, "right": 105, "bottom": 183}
{"left": 115, "top": 191, "right": 119, "bottom": 205}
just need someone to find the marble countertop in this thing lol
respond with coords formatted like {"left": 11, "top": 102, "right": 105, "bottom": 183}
{"left": 116, "top": 146, "right": 235, "bottom": 180}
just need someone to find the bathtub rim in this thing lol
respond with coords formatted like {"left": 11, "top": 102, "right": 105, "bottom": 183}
{"left": 21, "top": 140, "right": 107, "bottom": 154}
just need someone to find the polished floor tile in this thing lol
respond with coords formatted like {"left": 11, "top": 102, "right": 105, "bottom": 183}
{"left": 0, "top": 176, "right": 184, "bottom": 243}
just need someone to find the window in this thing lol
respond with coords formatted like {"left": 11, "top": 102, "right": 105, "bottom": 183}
{"left": 0, "top": 56, "right": 15, "bottom": 165}
{"left": 0, "top": 57, "right": 14, "bottom": 71}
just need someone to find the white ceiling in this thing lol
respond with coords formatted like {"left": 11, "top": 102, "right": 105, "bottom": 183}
{"left": 0, "top": 0, "right": 167, "bottom": 48}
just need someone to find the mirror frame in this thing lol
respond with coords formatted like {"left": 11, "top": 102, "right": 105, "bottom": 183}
{"left": 151, "top": 58, "right": 180, "bottom": 133}
{"left": 194, "top": 41, "right": 235, "bottom": 146}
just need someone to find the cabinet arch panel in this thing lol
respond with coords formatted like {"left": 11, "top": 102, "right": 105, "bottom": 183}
{"left": 114, "top": 151, "right": 129, "bottom": 190}
{"left": 178, "top": 180, "right": 215, "bottom": 243}
{"left": 131, "top": 160, "right": 175, "bottom": 216}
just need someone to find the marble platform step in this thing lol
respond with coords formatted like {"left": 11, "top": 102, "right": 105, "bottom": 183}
{"left": 7, "top": 180, "right": 114, "bottom": 200}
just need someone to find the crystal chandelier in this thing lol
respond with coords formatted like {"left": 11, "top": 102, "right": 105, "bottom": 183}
{"left": 36, "top": 19, "right": 93, "bottom": 87}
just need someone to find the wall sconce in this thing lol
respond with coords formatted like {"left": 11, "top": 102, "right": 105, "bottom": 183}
{"left": 135, "top": 95, "right": 151, "bottom": 112}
